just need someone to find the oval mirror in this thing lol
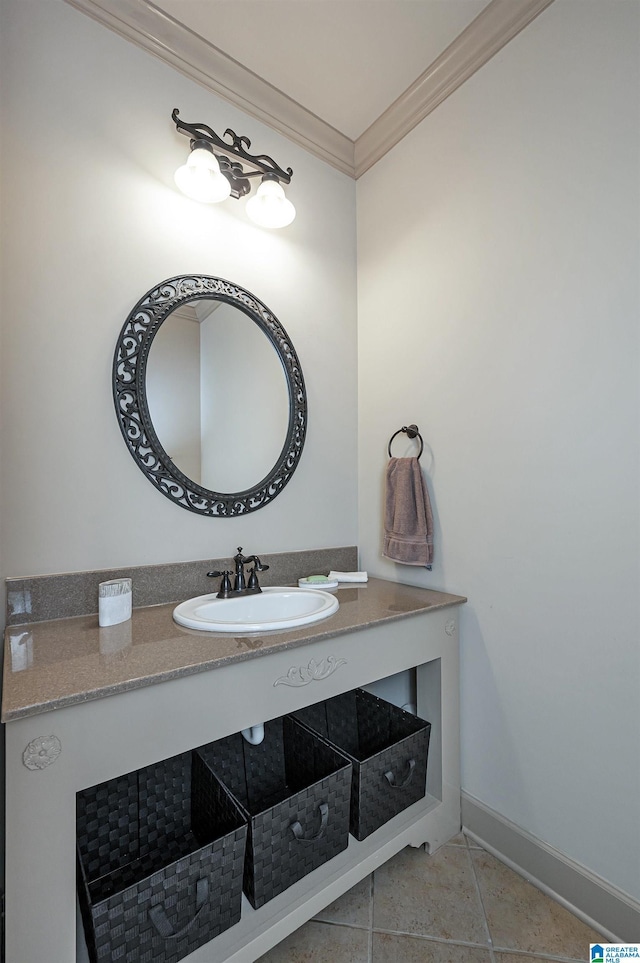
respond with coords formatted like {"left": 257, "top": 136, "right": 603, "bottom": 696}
{"left": 113, "top": 276, "right": 307, "bottom": 516}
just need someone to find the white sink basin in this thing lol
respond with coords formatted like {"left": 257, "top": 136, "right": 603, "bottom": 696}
{"left": 173, "top": 586, "right": 339, "bottom": 633}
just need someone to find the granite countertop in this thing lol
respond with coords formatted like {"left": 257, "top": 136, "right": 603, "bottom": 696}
{"left": 2, "top": 578, "right": 465, "bottom": 723}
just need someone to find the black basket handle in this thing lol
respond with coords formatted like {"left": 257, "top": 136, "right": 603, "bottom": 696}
{"left": 149, "top": 876, "right": 209, "bottom": 940}
{"left": 290, "top": 802, "right": 329, "bottom": 842}
{"left": 384, "top": 758, "right": 416, "bottom": 790}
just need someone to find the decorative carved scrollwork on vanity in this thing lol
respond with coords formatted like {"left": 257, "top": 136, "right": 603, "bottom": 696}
{"left": 22, "top": 734, "right": 62, "bottom": 770}
{"left": 273, "top": 656, "right": 347, "bottom": 688}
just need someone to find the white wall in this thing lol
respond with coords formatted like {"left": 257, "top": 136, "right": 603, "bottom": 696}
{"left": 357, "top": 0, "right": 640, "bottom": 901}
{"left": 0, "top": 0, "right": 357, "bottom": 582}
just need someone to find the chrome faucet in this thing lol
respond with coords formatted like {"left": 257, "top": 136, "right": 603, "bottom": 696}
{"left": 207, "top": 547, "right": 270, "bottom": 599}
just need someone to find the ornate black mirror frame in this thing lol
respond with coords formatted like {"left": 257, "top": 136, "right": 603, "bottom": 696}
{"left": 113, "top": 275, "right": 307, "bottom": 516}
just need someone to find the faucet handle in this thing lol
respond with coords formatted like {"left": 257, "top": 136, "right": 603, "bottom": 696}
{"left": 247, "top": 567, "right": 261, "bottom": 591}
{"left": 207, "top": 569, "right": 233, "bottom": 598}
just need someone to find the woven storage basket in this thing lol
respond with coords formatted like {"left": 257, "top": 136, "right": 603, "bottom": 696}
{"left": 196, "top": 715, "right": 352, "bottom": 909}
{"left": 292, "top": 688, "right": 431, "bottom": 840}
{"left": 76, "top": 749, "right": 247, "bottom": 963}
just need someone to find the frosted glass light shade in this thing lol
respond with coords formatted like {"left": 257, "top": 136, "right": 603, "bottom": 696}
{"left": 246, "top": 178, "right": 296, "bottom": 229}
{"left": 174, "top": 148, "right": 231, "bottom": 203}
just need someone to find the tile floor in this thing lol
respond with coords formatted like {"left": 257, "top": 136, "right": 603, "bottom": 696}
{"left": 257, "top": 833, "right": 604, "bottom": 963}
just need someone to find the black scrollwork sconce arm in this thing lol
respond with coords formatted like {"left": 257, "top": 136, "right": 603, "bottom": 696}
{"left": 172, "top": 108, "right": 293, "bottom": 185}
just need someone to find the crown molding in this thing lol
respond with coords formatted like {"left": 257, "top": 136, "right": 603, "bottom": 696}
{"left": 63, "top": 0, "right": 355, "bottom": 176}
{"left": 64, "top": 0, "right": 554, "bottom": 181}
{"left": 354, "top": 0, "right": 555, "bottom": 177}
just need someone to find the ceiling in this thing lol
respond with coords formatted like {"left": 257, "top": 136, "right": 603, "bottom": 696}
{"left": 65, "top": 0, "right": 555, "bottom": 176}
{"left": 154, "top": 0, "right": 489, "bottom": 142}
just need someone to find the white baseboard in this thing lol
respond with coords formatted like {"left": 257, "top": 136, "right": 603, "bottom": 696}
{"left": 461, "top": 791, "right": 640, "bottom": 942}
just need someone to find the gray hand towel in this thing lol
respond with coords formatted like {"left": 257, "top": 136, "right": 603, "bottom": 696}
{"left": 383, "top": 457, "right": 434, "bottom": 567}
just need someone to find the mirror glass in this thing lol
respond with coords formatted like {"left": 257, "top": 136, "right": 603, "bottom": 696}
{"left": 113, "top": 276, "right": 307, "bottom": 517}
{"left": 145, "top": 299, "right": 290, "bottom": 492}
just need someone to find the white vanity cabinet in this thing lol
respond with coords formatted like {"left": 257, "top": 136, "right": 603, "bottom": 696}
{"left": 3, "top": 580, "right": 464, "bottom": 963}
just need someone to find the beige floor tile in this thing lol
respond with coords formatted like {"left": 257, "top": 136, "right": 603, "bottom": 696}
{"left": 471, "top": 850, "right": 603, "bottom": 959}
{"left": 314, "top": 875, "right": 372, "bottom": 926}
{"left": 373, "top": 844, "right": 488, "bottom": 943}
{"left": 446, "top": 833, "right": 468, "bottom": 846}
{"left": 374, "top": 932, "right": 492, "bottom": 962}
{"left": 447, "top": 832, "right": 483, "bottom": 849}
{"left": 463, "top": 834, "right": 484, "bottom": 850}
{"left": 257, "top": 920, "right": 370, "bottom": 962}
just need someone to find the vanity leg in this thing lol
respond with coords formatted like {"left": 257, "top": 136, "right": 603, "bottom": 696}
{"left": 413, "top": 623, "right": 461, "bottom": 854}
{"left": 5, "top": 720, "right": 77, "bottom": 963}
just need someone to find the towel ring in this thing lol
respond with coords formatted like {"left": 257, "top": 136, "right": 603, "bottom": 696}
{"left": 388, "top": 424, "right": 424, "bottom": 460}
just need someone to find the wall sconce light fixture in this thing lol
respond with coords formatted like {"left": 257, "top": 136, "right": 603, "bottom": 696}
{"left": 172, "top": 108, "right": 296, "bottom": 229}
